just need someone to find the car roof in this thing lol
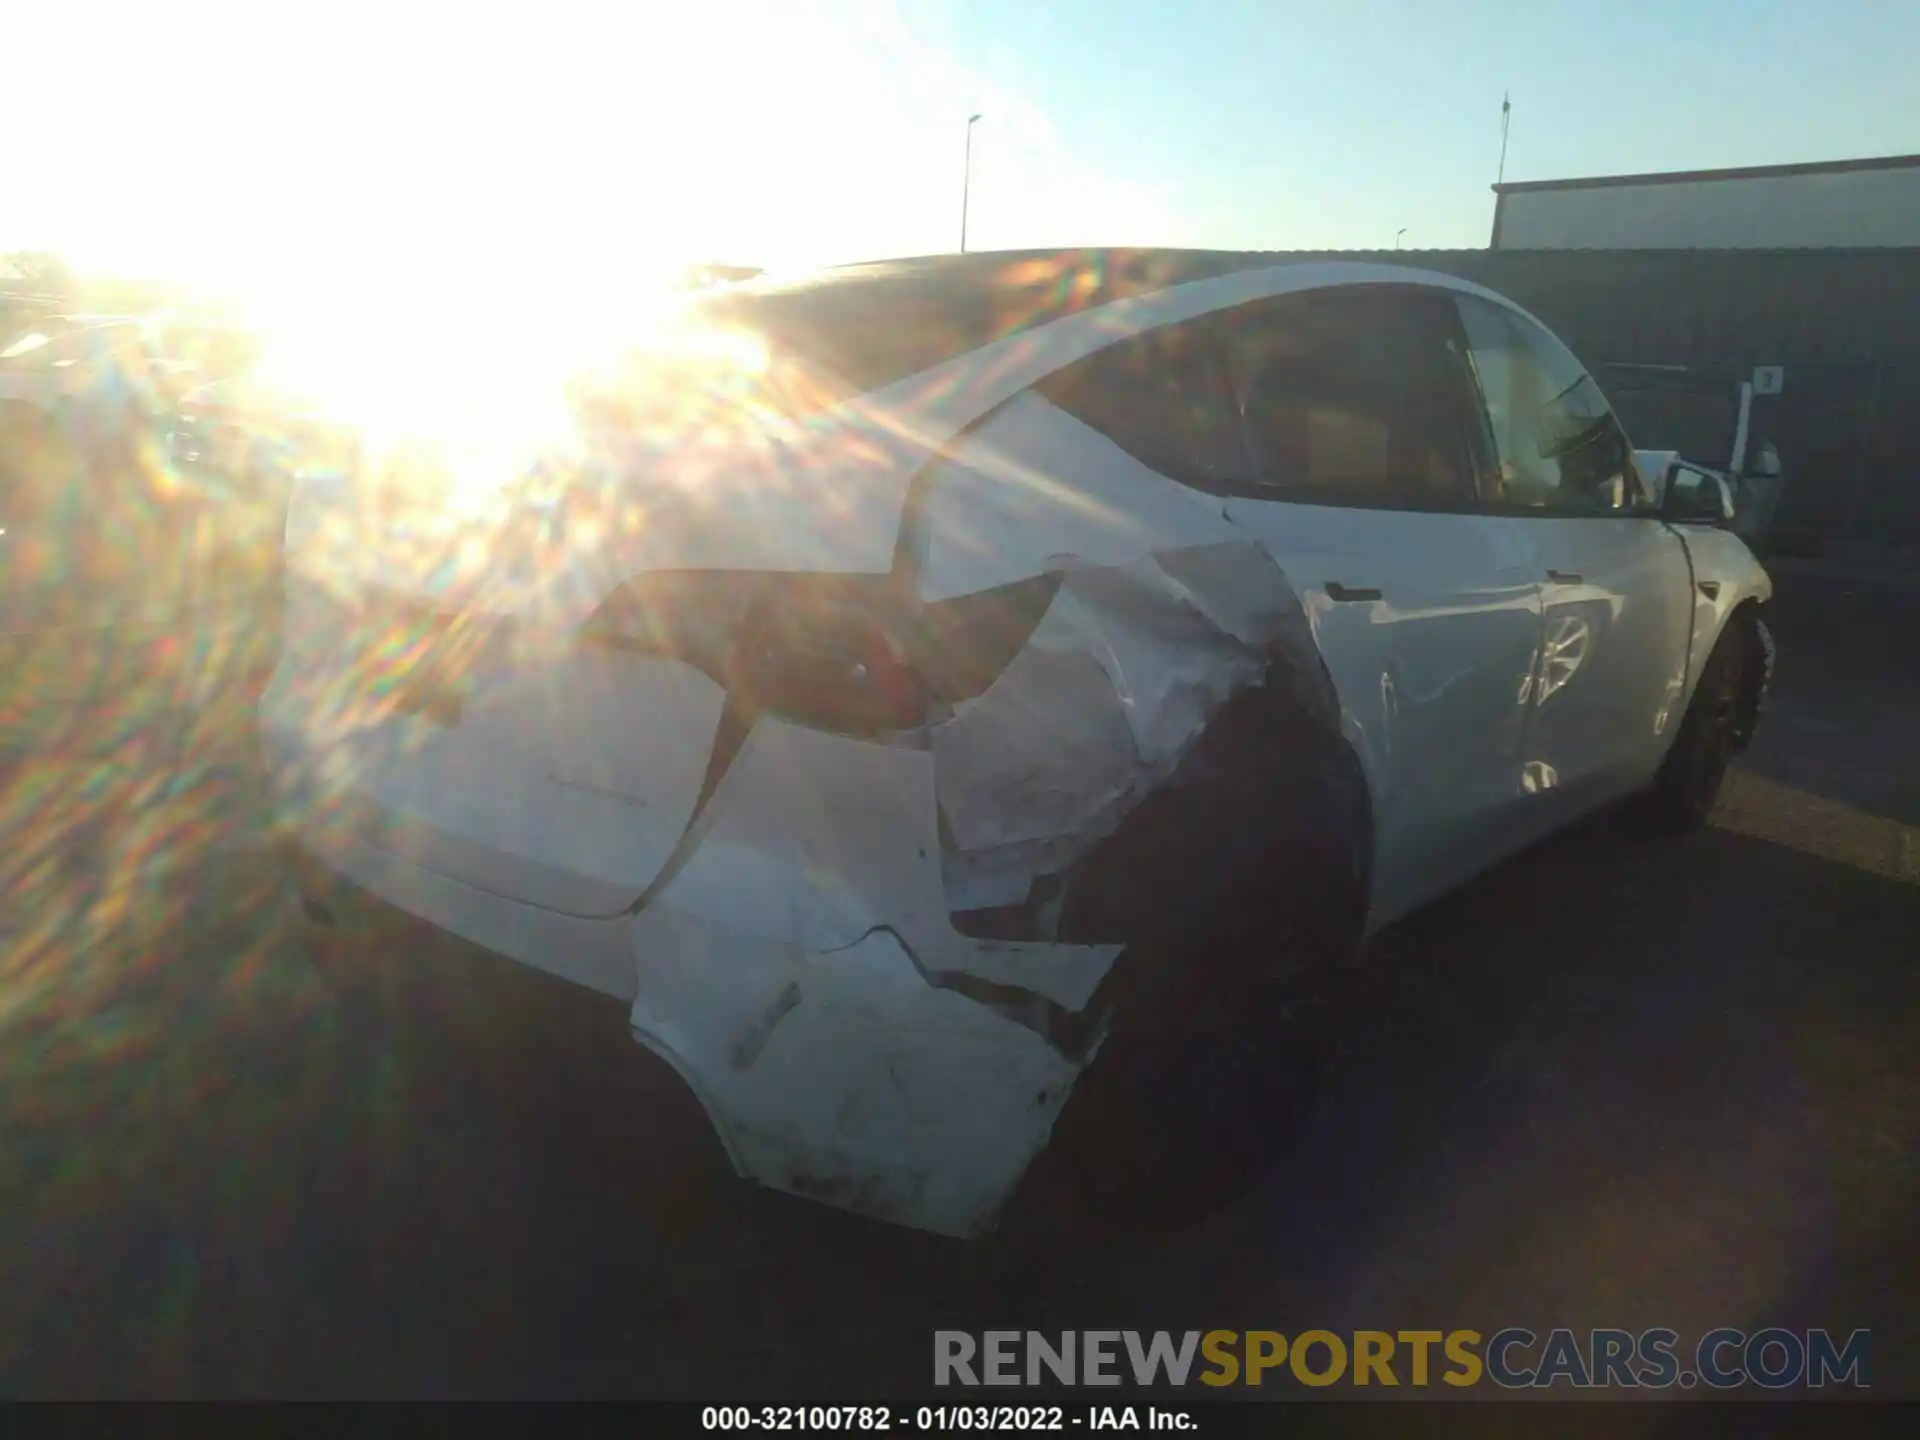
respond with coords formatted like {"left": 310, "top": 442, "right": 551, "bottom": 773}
{"left": 700, "top": 249, "right": 1509, "bottom": 400}
{"left": 733, "top": 248, "right": 1392, "bottom": 317}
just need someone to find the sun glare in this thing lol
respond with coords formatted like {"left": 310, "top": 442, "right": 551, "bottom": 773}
{"left": 236, "top": 258, "right": 718, "bottom": 509}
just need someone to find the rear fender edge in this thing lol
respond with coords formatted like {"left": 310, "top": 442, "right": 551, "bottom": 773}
{"left": 1674, "top": 527, "right": 1773, "bottom": 711}
{"left": 953, "top": 667, "right": 1371, "bottom": 966}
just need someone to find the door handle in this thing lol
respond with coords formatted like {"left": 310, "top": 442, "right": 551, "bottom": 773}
{"left": 1546, "top": 570, "right": 1583, "bottom": 584}
{"left": 1325, "top": 582, "right": 1383, "bottom": 602}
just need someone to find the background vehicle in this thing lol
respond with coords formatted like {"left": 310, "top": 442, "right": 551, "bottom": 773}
{"left": 265, "top": 251, "right": 1774, "bottom": 1242}
{"left": 0, "top": 315, "right": 262, "bottom": 513}
{"left": 0, "top": 315, "right": 256, "bottom": 412}
{"left": 1602, "top": 362, "right": 1793, "bottom": 552}
{"left": 0, "top": 317, "right": 274, "bottom": 759}
{"left": 163, "top": 374, "right": 349, "bottom": 587}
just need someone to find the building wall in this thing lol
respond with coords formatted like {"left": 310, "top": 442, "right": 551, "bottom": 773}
{"left": 1493, "top": 165, "right": 1920, "bottom": 249}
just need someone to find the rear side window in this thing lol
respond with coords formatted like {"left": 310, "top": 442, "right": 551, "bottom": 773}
{"left": 1031, "top": 286, "right": 1484, "bottom": 507}
{"left": 1033, "top": 320, "right": 1249, "bottom": 489}
{"left": 1215, "top": 287, "right": 1480, "bottom": 507}
{"left": 1456, "top": 295, "right": 1638, "bottom": 513}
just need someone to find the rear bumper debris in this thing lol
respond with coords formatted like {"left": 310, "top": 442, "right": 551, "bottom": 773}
{"left": 280, "top": 818, "right": 1086, "bottom": 1239}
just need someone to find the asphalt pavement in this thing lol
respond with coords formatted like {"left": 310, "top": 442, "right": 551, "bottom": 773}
{"left": 1, "top": 565, "right": 1914, "bottom": 1399}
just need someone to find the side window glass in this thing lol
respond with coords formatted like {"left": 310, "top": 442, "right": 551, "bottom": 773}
{"left": 1456, "top": 296, "right": 1638, "bottom": 513}
{"left": 1214, "top": 288, "right": 1478, "bottom": 507}
{"left": 1034, "top": 321, "right": 1249, "bottom": 490}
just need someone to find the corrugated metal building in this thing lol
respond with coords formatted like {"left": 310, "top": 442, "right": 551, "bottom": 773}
{"left": 1489, "top": 153, "right": 1920, "bottom": 250}
{"left": 1309, "top": 247, "right": 1920, "bottom": 552}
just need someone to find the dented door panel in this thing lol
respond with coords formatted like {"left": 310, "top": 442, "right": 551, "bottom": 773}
{"left": 1519, "top": 515, "right": 1695, "bottom": 816}
{"left": 1219, "top": 499, "right": 1544, "bottom": 928}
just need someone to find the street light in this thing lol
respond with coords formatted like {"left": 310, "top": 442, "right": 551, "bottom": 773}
{"left": 961, "top": 113, "right": 983, "bottom": 253}
{"left": 1395, "top": 228, "right": 1407, "bottom": 250}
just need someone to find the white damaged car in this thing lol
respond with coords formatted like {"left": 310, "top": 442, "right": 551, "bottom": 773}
{"left": 261, "top": 252, "right": 1774, "bottom": 1239}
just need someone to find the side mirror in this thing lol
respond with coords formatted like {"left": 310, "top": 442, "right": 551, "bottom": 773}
{"left": 1662, "top": 463, "right": 1736, "bottom": 525}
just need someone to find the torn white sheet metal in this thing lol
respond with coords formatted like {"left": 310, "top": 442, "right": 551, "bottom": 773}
{"left": 930, "top": 543, "right": 1307, "bottom": 918}
{"left": 298, "top": 803, "right": 1075, "bottom": 1238}
{"left": 1148, "top": 540, "right": 1319, "bottom": 655}
{"left": 628, "top": 910, "right": 1081, "bottom": 1238}
{"left": 908, "top": 387, "right": 1318, "bottom": 918}
{"left": 628, "top": 721, "right": 1113, "bottom": 1236}
{"left": 624, "top": 543, "right": 1313, "bottom": 1235}
{"left": 932, "top": 604, "right": 1143, "bottom": 855}
{"left": 640, "top": 718, "right": 1121, "bottom": 1013}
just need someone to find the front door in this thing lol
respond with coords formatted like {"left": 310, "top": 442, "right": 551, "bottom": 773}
{"left": 1454, "top": 294, "right": 1695, "bottom": 820}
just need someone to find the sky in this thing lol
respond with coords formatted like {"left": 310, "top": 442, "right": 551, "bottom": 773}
{"left": 8, "top": 0, "right": 1920, "bottom": 304}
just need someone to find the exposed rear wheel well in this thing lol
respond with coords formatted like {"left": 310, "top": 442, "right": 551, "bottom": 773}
{"left": 1001, "top": 673, "right": 1374, "bottom": 1234}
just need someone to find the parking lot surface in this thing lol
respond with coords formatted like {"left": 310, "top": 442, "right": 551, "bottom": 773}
{"left": 1, "top": 566, "right": 1914, "bottom": 1398}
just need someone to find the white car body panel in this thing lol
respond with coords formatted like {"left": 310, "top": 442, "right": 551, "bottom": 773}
{"left": 1517, "top": 516, "right": 1697, "bottom": 820}
{"left": 1670, "top": 523, "right": 1775, "bottom": 694}
{"left": 1214, "top": 499, "right": 1544, "bottom": 929}
{"left": 913, "top": 391, "right": 1245, "bottom": 603}
{"left": 633, "top": 717, "right": 1120, "bottom": 1013}
{"left": 292, "top": 743, "right": 1090, "bottom": 1240}
{"left": 261, "top": 619, "right": 728, "bottom": 915}
{"left": 263, "top": 258, "right": 1773, "bottom": 1237}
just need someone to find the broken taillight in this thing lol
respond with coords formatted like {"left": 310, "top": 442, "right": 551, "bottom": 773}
{"left": 730, "top": 590, "right": 926, "bottom": 735}
{"left": 913, "top": 574, "right": 1062, "bottom": 706}
{"left": 583, "top": 570, "right": 1061, "bottom": 737}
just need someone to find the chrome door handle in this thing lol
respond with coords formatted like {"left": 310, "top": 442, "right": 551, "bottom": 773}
{"left": 1325, "top": 582, "right": 1382, "bottom": 602}
{"left": 1546, "top": 570, "right": 1583, "bottom": 584}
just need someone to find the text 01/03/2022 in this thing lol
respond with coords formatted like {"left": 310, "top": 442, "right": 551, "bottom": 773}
{"left": 700, "top": 1406, "right": 1197, "bottom": 1431}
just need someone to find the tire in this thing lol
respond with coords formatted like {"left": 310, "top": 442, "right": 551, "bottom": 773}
{"left": 999, "top": 855, "right": 1360, "bottom": 1267}
{"left": 990, "top": 685, "right": 1371, "bottom": 1272}
{"left": 1639, "top": 613, "right": 1754, "bottom": 834}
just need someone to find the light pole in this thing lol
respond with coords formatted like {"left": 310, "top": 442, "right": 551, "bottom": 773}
{"left": 1395, "top": 228, "right": 1407, "bottom": 250}
{"left": 961, "top": 113, "right": 982, "bottom": 252}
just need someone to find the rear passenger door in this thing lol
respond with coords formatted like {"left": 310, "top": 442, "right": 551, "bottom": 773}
{"left": 1454, "top": 296, "right": 1695, "bottom": 815}
{"left": 1204, "top": 286, "right": 1545, "bottom": 927}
